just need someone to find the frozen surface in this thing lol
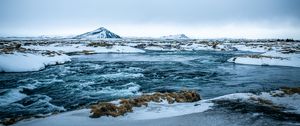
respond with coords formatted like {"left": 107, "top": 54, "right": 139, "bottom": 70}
{"left": 0, "top": 53, "right": 71, "bottom": 72}
{"left": 13, "top": 100, "right": 213, "bottom": 126}
{"left": 228, "top": 51, "right": 300, "bottom": 67}
{"left": 24, "top": 44, "right": 145, "bottom": 53}
{"left": 13, "top": 89, "right": 300, "bottom": 126}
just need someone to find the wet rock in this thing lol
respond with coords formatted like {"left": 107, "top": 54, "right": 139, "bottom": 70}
{"left": 210, "top": 42, "right": 219, "bottom": 49}
{"left": 2, "top": 118, "right": 20, "bottom": 125}
{"left": 134, "top": 44, "right": 147, "bottom": 49}
{"left": 81, "top": 50, "right": 96, "bottom": 55}
{"left": 281, "top": 87, "right": 300, "bottom": 95}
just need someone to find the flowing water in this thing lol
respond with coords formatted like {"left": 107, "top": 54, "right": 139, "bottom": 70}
{"left": 1, "top": 50, "right": 300, "bottom": 120}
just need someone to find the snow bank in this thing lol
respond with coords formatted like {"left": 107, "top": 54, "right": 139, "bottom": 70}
{"left": 12, "top": 88, "right": 300, "bottom": 126}
{"left": 125, "top": 100, "right": 213, "bottom": 120}
{"left": 228, "top": 51, "right": 300, "bottom": 67}
{"left": 0, "top": 53, "right": 71, "bottom": 72}
{"left": 24, "top": 44, "right": 145, "bottom": 54}
{"left": 13, "top": 100, "right": 213, "bottom": 126}
{"left": 180, "top": 44, "right": 214, "bottom": 51}
{"left": 232, "top": 44, "right": 270, "bottom": 52}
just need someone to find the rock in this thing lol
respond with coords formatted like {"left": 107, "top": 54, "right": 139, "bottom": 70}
{"left": 134, "top": 44, "right": 147, "bottom": 49}
{"left": 281, "top": 87, "right": 300, "bottom": 95}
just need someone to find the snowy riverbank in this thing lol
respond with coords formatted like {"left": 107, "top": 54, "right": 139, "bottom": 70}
{"left": 228, "top": 51, "right": 300, "bottom": 67}
{"left": 0, "top": 52, "right": 70, "bottom": 72}
{"left": 10, "top": 87, "right": 300, "bottom": 126}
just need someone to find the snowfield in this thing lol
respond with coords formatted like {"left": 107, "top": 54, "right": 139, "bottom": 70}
{"left": 228, "top": 51, "right": 300, "bottom": 67}
{"left": 24, "top": 44, "right": 145, "bottom": 53}
{"left": 0, "top": 53, "right": 71, "bottom": 72}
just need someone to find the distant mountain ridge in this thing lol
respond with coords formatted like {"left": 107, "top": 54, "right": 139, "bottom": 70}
{"left": 75, "top": 27, "right": 121, "bottom": 39}
{"left": 161, "top": 34, "right": 189, "bottom": 39}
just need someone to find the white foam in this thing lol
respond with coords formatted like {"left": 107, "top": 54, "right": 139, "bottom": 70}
{"left": 73, "top": 53, "right": 201, "bottom": 62}
{"left": 0, "top": 89, "right": 27, "bottom": 106}
{"left": 97, "top": 82, "right": 141, "bottom": 96}
{"left": 99, "top": 73, "right": 144, "bottom": 80}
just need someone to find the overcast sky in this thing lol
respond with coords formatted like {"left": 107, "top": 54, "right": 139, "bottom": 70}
{"left": 0, "top": 0, "right": 300, "bottom": 39}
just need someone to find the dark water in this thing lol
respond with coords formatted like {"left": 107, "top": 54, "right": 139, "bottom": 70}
{"left": 1, "top": 50, "right": 300, "bottom": 120}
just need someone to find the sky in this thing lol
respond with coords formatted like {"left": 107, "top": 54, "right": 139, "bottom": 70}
{"left": 0, "top": 0, "right": 300, "bottom": 39}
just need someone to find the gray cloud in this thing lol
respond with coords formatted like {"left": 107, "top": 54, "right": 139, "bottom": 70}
{"left": 0, "top": 0, "right": 299, "bottom": 38}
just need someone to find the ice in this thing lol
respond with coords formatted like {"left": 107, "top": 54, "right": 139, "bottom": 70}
{"left": 24, "top": 44, "right": 145, "bottom": 53}
{"left": 0, "top": 53, "right": 71, "bottom": 72}
{"left": 125, "top": 100, "right": 213, "bottom": 120}
{"left": 12, "top": 89, "right": 300, "bottom": 126}
{"left": 228, "top": 51, "right": 300, "bottom": 67}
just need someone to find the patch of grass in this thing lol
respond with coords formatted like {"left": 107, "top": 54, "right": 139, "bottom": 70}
{"left": 281, "top": 87, "right": 300, "bottom": 95}
{"left": 90, "top": 90, "right": 201, "bottom": 118}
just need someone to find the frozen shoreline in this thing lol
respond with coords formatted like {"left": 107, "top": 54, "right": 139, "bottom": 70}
{"left": 228, "top": 51, "right": 300, "bottom": 67}
{"left": 0, "top": 52, "right": 71, "bottom": 72}
{"left": 11, "top": 88, "right": 300, "bottom": 126}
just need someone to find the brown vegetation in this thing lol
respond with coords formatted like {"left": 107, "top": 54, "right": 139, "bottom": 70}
{"left": 281, "top": 87, "right": 300, "bottom": 95}
{"left": 90, "top": 90, "right": 201, "bottom": 118}
{"left": 0, "top": 43, "right": 27, "bottom": 54}
{"left": 87, "top": 42, "right": 114, "bottom": 47}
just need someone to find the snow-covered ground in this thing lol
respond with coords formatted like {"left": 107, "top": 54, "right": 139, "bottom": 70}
{"left": 228, "top": 51, "right": 300, "bottom": 67}
{"left": 0, "top": 52, "right": 70, "bottom": 72}
{"left": 11, "top": 88, "right": 300, "bottom": 126}
{"left": 23, "top": 44, "right": 145, "bottom": 54}
{"left": 160, "top": 34, "right": 189, "bottom": 39}
{"left": 12, "top": 100, "right": 213, "bottom": 126}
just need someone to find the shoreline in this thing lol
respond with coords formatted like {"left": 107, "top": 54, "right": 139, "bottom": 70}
{"left": 8, "top": 87, "right": 300, "bottom": 126}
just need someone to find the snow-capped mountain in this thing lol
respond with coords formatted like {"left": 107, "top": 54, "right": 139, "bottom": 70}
{"left": 75, "top": 27, "right": 121, "bottom": 39}
{"left": 161, "top": 34, "right": 189, "bottom": 39}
